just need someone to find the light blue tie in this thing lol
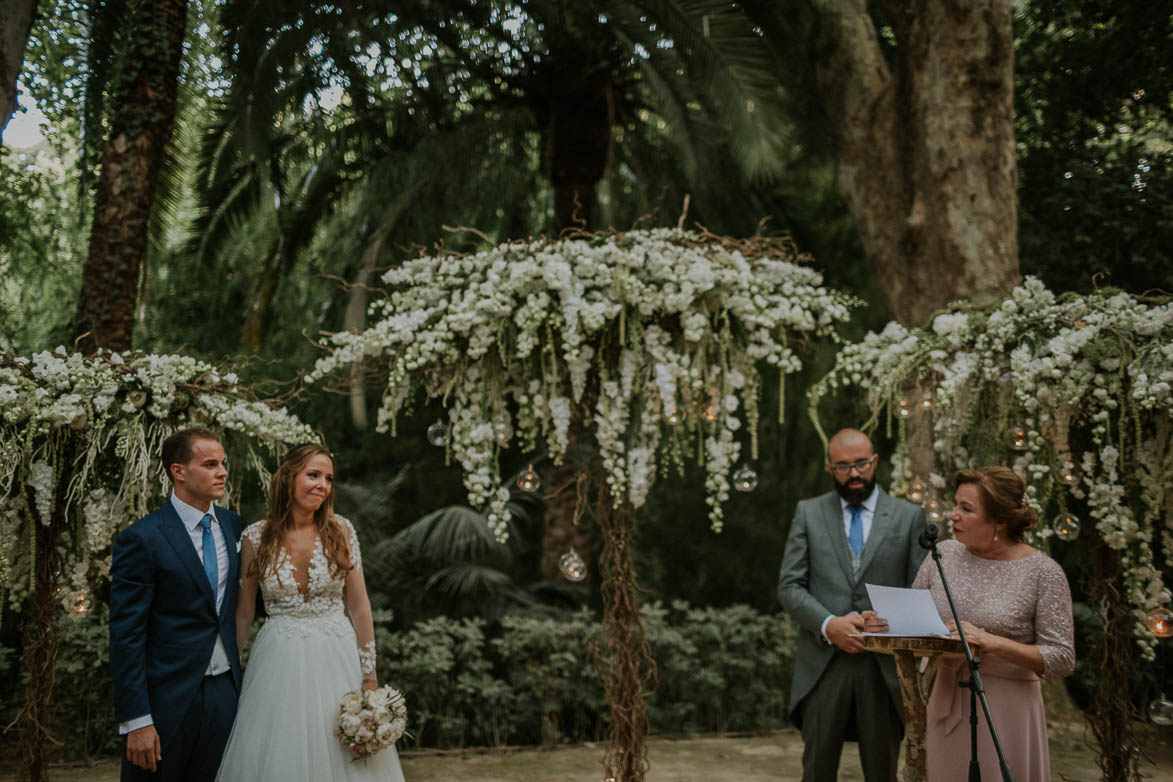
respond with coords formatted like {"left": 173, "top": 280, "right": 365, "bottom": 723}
{"left": 200, "top": 513, "right": 219, "bottom": 599}
{"left": 848, "top": 505, "right": 864, "bottom": 557}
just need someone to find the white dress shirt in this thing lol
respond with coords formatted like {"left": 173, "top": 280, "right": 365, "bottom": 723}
{"left": 119, "top": 494, "right": 232, "bottom": 735}
{"left": 819, "top": 486, "right": 879, "bottom": 642}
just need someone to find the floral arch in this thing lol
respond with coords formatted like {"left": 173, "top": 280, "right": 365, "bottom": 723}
{"left": 0, "top": 348, "right": 314, "bottom": 778}
{"left": 808, "top": 278, "right": 1173, "bottom": 781}
{"left": 309, "top": 227, "right": 856, "bottom": 781}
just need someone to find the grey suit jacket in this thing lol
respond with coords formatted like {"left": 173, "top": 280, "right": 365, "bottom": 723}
{"left": 777, "top": 487, "right": 926, "bottom": 724}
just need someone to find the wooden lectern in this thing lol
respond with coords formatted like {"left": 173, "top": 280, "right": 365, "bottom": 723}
{"left": 863, "top": 635, "right": 965, "bottom": 782}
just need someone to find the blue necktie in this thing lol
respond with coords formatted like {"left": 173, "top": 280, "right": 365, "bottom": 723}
{"left": 200, "top": 513, "right": 219, "bottom": 598}
{"left": 848, "top": 505, "right": 864, "bottom": 557}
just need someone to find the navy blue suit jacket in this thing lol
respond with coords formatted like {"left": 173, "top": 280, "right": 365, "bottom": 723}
{"left": 109, "top": 501, "right": 243, "bottom": 750}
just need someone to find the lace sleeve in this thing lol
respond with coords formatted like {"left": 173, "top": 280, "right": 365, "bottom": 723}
{"left": 244, "top": 521, "right": 265, "bottom": 550}
{"left": 337, "top": 515, "right": 376, "bottom": 679}
{"left": 338, "top": 515, "right": 361, "bottom": 571}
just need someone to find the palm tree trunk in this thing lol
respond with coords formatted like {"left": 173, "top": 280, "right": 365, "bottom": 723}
{"left": 545, "top": 87, "right": 611, "bottom": 231}
{"left": 0, "top": 0, "right": 37, "bottom": 140}
{"left": 74, "top": 0, "right": 189, "bottom": 353}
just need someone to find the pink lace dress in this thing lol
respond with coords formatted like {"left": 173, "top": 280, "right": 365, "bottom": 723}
{"left": 215, "top": 517, "right": 404, "bottom": 782}
{"left": 913, "top": 539, "right": 1075, "bottom": 782}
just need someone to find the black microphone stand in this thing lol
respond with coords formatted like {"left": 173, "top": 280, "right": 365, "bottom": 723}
{"left": 920, "top": 523, "right": 1015, "bottom": 782}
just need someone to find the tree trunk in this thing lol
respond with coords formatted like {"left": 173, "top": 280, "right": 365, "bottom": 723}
{"left": 0, "top": 0, "right": 37, "bottom": 141}
{"left": 18, "top": 445, "right": 75, "bottom": 782}
{"left": 345, "top": 191, "right": 415, "bottom": 429}
{"left": 239, "top": 236, "right": 291, "bottom": 351}
{"left": 545, "top": 86, "right": 611, "bottom": 231}
{"left": 812, "top": 0, "right": 1020, "bottom": 327}
{"left": 74, "top": 0, "right": 189, "bottom": 353}
{"left": 595, "top": 493, "right": 654, "bottom": 782}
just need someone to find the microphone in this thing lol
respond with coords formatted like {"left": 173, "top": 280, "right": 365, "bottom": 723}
{"left": 918, "top": 522, "right": 940, "bottom": 550}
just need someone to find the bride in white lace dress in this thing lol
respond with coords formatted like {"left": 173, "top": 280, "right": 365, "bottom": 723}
{"left": 216, "top": 444, "right": 405, "bottom": 781}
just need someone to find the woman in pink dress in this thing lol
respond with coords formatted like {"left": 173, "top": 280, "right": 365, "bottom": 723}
{"left": 882, "top": 467, "right": 1075, "bottom": 781}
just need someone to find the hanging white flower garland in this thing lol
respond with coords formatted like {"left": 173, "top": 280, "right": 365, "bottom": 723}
{"left": 808, "top": 277, "right": 1173, "bottom": 658}
{"left": 309, "top": 228, "right": 856, "bottom": 540}
{"left": 0, "top": 348, "right": 315, "bottom": 613}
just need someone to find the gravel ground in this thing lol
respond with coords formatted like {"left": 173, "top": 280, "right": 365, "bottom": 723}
{"left": 4, "top": 725, "right": 1170, "bottom": 781}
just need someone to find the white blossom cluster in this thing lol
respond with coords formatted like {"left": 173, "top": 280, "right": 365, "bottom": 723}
{"left": 309, "top": 229, "right": 855, "bottom": 539}
{"left": 810, "top": 277, "right": 1173, "bottom": 658}
{"left": 0, "top": 348, "right": 314, "bottom": 612}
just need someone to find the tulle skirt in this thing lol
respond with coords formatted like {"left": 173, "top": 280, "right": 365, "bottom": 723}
{"left": 215, "top": 613, "right": 405, "bottom": 782}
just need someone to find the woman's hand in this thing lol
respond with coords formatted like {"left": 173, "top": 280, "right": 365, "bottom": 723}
{"left": 362, "top": 677, "right": 378, "bottom": 691}
{"left": 860, "top": 610, "right": 889, "bottom": 634}
{"left": 947, "top": 619, "right": 992, "bottom": 649}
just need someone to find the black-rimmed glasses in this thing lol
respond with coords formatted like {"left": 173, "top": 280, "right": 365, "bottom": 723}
{"left": 829, "top": 457, "right": 876, "bottom": 475}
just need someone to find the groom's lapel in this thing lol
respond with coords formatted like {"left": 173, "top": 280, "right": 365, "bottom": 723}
{"left": 857, "top": 490, "right": 893, "bottom": 579}
{"left": 821, "top": 494, "right": 854, "bottom": 584}
{"left": 157, "top": 502, "right": 218, "bottom": 611}
{"left": 220, "top": 508, "right": 239, "bottom": 617}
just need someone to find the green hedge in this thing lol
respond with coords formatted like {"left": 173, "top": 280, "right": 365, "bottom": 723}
{"left": 377, "top": 601, "right": 797, "bottom": 748}
{"left": 3, "top": 601, "right": 796, "bottom": 759}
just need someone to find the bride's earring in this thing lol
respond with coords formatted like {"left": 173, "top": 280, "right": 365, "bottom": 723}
{"left": 993, "top": 526, "right": 999, "bottom": 542}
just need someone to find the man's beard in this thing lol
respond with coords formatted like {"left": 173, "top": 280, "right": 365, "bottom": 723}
{"left": 834, "top": 475, "right": 876, "bottom": 506}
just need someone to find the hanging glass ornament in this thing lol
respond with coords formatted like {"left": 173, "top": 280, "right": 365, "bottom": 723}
{"left": 559, "top": 548, "right": 587, "bottom": 582}
{"left": 1146, "top": 607, "right": 1173, "bottom": 638}
{"left": 895, "top": 397, "right": 912, "bottom": 418}
{"left": 1149, "top": 695, "right": 1173, "bottom": 726}
{"left": 700, "top": 397, "right": 720, "bottom": 422}
{"left": 426, "top": 420, "right": 448, "bottom": 447}
{"left": 917, "top": 392, "right": 934, "bottom": 413}
{"left": 907, "top": 478, "right": 927, "bottom": 504}
{"left": 71, "top": 592, "right": 91, "bottom": 616}
{"left": 923, "top": 497, "right": 944, "bottom": 523}
{"left": 665, "top": 407, "right": 686, "bottom": 425}
{"left": 1007, "top": 426, "right": 1029, "bottom": 451}
{"left": 517, "top": 464, "right": 540, "bottom": 493}
{"left": 1055, "top": 458, "right": 1081, "bottom": 487}
{"left": 1052, "top": 513, "right": 1080, "bottom": 541}
{"left": 732, "top": 464, "right": 758, "bottom": 492}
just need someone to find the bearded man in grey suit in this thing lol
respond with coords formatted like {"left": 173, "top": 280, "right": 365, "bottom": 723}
{"left": 778, "top": 428, "right": 926, "bottom": 781}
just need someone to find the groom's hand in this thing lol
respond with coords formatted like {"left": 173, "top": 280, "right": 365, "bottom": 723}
{"left": 127, "top": 725, "right": 162, "bottom": 772}
{"left": 826, "top": 613, "right": 867, "bottom": 653}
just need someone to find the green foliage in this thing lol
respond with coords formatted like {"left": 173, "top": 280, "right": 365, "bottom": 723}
{"left": 642, "top": 601, "right": 794, "bottom": 734}
{"left": 1015, "top": 1, "right": 1173, "bottom": 294}
{"left": 0, "top": 146, "right": 86, "bottom": 352}
{"left": 48, "top": 606, "right": 119, "bottom": 760}
{"left": 374, "top": 603, "right": 796, "bottom": 750}
{"left": 491, "top": 612, "right": 606, "bottom": 745}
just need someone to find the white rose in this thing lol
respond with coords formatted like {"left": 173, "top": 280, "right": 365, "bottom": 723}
{"left": 339, "top": 713, "right": 361, "bottom": 737}
{"left": 355, "top": 726, "right": 374, "bottom": 743}
{"left": 341, "top": 692, "right": 363, "bottom": 714}
{"left": 376, "top": 723, "right": 396, "bottom": 743}
{"left": 365, "top": 689, "right": 389, "bottom": 709}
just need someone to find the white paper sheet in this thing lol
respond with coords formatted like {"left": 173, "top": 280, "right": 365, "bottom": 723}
{"left": 860, "top": 584, "right": 952, "bottom": 638}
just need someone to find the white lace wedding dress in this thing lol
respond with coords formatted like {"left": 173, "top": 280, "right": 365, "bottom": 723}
{"left": 215, "top": 517, "right": 405, "bottom": 781}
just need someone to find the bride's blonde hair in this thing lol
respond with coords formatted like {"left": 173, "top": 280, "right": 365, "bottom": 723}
{"left": 249, "top": 443, "right": 352, "bottom": 581}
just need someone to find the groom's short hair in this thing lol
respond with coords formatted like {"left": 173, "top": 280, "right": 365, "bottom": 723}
{"left": 162, "top": 427, "right": 221, "bottom": 483}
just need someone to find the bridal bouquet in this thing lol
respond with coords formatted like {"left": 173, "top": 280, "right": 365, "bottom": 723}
{"left": 334, "top": 686, "right": 407, "bottom": 760}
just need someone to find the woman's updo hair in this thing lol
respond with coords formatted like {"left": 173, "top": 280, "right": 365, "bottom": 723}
{"left": 953, "top": 467, "right": 1038, "bottom": 543}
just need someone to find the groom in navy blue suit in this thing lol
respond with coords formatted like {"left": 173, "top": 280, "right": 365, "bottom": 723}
{"left": 110, "top": 428, "right": 243, "bottom": 781}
